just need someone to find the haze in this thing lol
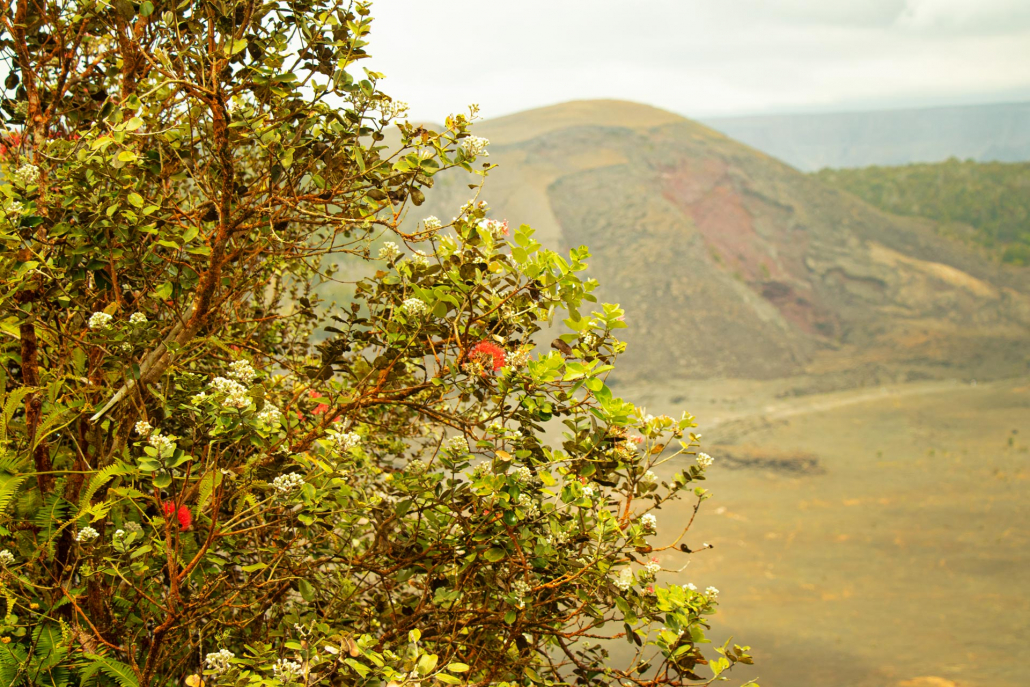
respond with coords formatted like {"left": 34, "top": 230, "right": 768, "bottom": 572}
{"left": 368, "top": 0, "right": 1030, "bottom": 121}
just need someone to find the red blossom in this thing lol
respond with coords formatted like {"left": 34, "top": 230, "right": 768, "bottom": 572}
{"left": 163, "top": 501, "right": 192, "bottom": 529}
{"left": 469, "top": 340, "right": 506, "bottom": 371}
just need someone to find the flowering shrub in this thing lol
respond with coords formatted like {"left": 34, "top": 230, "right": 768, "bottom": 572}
{"left": 0, "top": 1, "right": 754, "bottom": 686}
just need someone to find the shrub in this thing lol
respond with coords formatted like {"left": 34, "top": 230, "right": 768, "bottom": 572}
{"left": 0, "top": 1, "right": 753, "bottom": 686}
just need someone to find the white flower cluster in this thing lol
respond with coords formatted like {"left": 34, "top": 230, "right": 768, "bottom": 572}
{"left": 272, "top": 473, "right": 305, "bottom": 495}
{"left": 190, "top": 392, "right": 208, "bottom": 405}
{"left": 511, "top": 578, "right": 531, "bottom": 607}
{"left": 470, "top": 462, "right": 491, "bottom": 479}
{"left": 0, "top": 549, "right": 14, "bottom": 566}
{"left": 329, "top": 430, "right": 361, "bottom": 453}
{"left": 686, "top": 582, "right": 697, "bottom": 591}
{"left": 581, "top": 484, "right": 595, "bottom": 499}
{"left": 5, "top": 200, "right": 23, "bottom": 216}
{"left": 401, "top": 298, "right": 429, "bottom": 318}
{"left": 14, "top": 163, "right": 40, "bottom": 185}
{"left": 696, "top": 452, "right": 714, "bottom": 469}
{"left": 147, "top": 432, "right": 176, "bottom": 457}
{"left": 706, "top": 586, "right": 719, "bottom": 599}
{"left": 640, "top": 513, "right": 657, "bottom": 533}
{"left": 445, "top": 436, "right": 469, "bottom": 455}
{"left": 641, "top": 470, "right": 657, "bottom": 484}
{"left": 88, "top": 311, "right": 113, "bottom": 330}
{"left": 411, "top": 250, "right": 431, "bottom": 268}
{"left": 380, "top": 98, "right": 409, "bottom": 121}
{"left": 460, "top": 135, "right": 489, "bottom": 158}
{"left": 423, "top": 216, "right": 442, "bottom": 231}
{"left": 513, "top": 465, "right": 532, "bottom": 484}
{"left": 129, "top": 312, "right": 148, "bottom": 325}
{"left": 641, "top": 558, "right": 661, "bottom": 582}
{"left": 505, "top": 347, "right": 530, "bottom": 370}
{"left": 210, "top": 376, "right": 250, "bottom": 409}
{"left": 406, "top": 459, "right": 427, "bottom": 475}
{"left": 124, "top": 521, "right": 143, "bottom": 534}
{"left": 228, "top": 360, "right": 257, "bottom": 383}
{"left": 256, "top": 404, "right": 282, "bottom": 426}
{"left": 76, "top": 526, "right": 99, "bottom": 543}
{"left": 273, "top": 658, "right": 303, "bottom": 682}
{"left": 580, "top": 332, "right": 599, "bottom": 349}
{"left": 378, "top": 241, "right": 401, "bottom": 261}
{"left": 479, "top": 218, "right": 508, "bottom": 239}
{"left": 516, "top": 492, "right": 538, "bottom": 518}
{"left": 543, "top": 528, "right": 569, "bottom": 547}
{"left": 134, "top": 420, "right": 153, "bottom": 436}
{"left": 205, "top": 649, "right": 235, "bottom": 675}
{"left": 612, "top": 567, "right": 634, "bottom": 592}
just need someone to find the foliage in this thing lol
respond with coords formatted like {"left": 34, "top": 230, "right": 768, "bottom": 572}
{"left": 0, "top": 1, "right": 752, "bottom": 686}
{"left": 814, "top": 158, "right": 1030, "bottom": 265}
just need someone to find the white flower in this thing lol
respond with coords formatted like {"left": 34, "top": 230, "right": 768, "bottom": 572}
{"left": 406, "top": 459, "right": 427, "bottom": 474}
{"left": 228, "top": 360, "right": 257, "bottom": 383}
{"left": 76, "top": 526, "right": 99, "bottom": 543}
{"left": 210, "top": 376, "right": 250, "bottom": 409}
{"left": 124, "top": 521, "right": 143, "bottom": 534}
{"left": 581, "top": 484, "right": 595, "bottom": 498}
{"left": 87, "top": 311, "right": 113, "bottom": 330}
{"left": 460, "top": 135, "right": 489, "bottom": 158}
{"left": 445, "top": 435, "right": 469, "bottom": 455}
{"left": 505, "top": 347, "right": 530, "bottom": 369}
{"left": 134, "top": 420, "right": 153, "bottom": 436}
{"left": 204, "top": 649, "right": 235, "bottom": 675}
{"left": 511, "top": 578, "right": 531, "bottom": 607}
{"left": 380, "top": 98, "right": 409, "bottom": 121}
{"left": 411, "top": 250, "right": 431, "bottom": 268}
{"left": 645, "top": 559, "right": 661, "bottom": 576}
{"left": 5, "top": 200, "right": 24, "bottom": 216}
{"left": 328, "top": 430, "right": 361, "bottom": 453}
{"left": 696, "top": 452, "right": 713, "bottom": 469}
{"left": 423, "top": 216, "right": 442, "bottom": 231}
{"left": 686, "top": 582, "right": 697, "bottom": 591}
{"left": 705, "top": 586, "right": 719, "bottom": 599}
{"left": 641, "top": 470, "right": 657, "bottom": 483}
{"left": 272, "top": 472, "right": 305, "bottom": 495}
{"left": 256, "top": 404, "right": 282, "bottom": 426}
{"left": 14, "top": 163, "right": 40, "bottom": 185}
{"left": 513, "top": 465, "right": 532, "bottom": 484}
{"left": 147, "top": 432, "right": 176, "bottom": 457}
{"left": 612, "top": 567, "right": 634, "bottom": 592}
{"left": 272, "top": 658, "right": 303, "bottom": 682}
{"left": 0, "top": 549, "right": 14, "bottom": 566}
{"left": 401, "top": 298, "right": 429, "bottom": 318}
{"left": 516, "top": 492, "right": 539, "bottom": 518}
{"left": 640, "top": 513, "right": 657, "bottom": 532}
{"left": 190, "top": 392, "right": 208, "bottom": 405}
{"left": 378, "top": 241, "right": 401, "bottom": 261}
{"left": 129, "top": 312, "right": 148, "bottom": 325}
{"left": 478, "top": 218, "right": 508, "bottom": 239}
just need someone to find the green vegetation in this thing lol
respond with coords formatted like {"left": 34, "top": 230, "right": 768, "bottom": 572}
{"left": 0, "top": 2, "right": 751, "bottom": 687}
{"left": 814, "top": 158, "right": 1030, "bottom": 265}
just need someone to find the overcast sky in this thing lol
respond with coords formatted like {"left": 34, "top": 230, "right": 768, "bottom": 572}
{"left": 365, "top": 0, "right": 1030, "bottom": 122}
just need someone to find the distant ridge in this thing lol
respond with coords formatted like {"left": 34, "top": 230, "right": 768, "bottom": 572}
{"left": 403, "top": 99, "right": 1030, "bottom": 385}
{"left": 703, "top": 101, "right": 1030, "bottom": 171}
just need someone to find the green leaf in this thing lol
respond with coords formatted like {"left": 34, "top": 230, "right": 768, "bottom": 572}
{"left": 483, "top": 547, "right": 506, "bottom": 562}
{"left": 225, "top": 39, "right": 248, "bottom": 56}
{"left": 127, "top": 192, "right": 144, "bottom": 208}
{"left": 124, "top": 117, "right": 144, "bottom": 131}
{"left": 446, "top": 663, "right": 469, "bottom": 673}
{"left": 117, "top": 150, "right": 137, "bottom": 163}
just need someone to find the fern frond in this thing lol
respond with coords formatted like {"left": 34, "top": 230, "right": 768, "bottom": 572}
{"left": 0, "top": 387, "right": 32, "bottom": 445}
{"left": 31, "top": 409, "right": 74, "bottom": 451}
{"left": 0, "top": 474, "right": 27, "bottom": 515}
{"left": 82, "top": 655, "right": 139, "bottom": 687}
{"left": 79, "top": 464, "right": 127, "bottom": 509}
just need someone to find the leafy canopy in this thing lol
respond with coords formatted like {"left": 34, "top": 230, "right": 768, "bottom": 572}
{"left": 0, "top": 1, "right": 754, "bottom": 686}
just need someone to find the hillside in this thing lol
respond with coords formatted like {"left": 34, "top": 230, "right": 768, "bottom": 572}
{"left": 704, "top": 101, "right": 1030, "bottom": 171}
{"left": 396, "top": 100, "right": 1030, "bottom": 385}
{"left": 812, "top": 159, "right": 1030, "bottom": 266}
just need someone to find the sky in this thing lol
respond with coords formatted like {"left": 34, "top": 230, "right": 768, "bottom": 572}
{"left": 364, "top": 0, "right": 1030, "bottom": 122}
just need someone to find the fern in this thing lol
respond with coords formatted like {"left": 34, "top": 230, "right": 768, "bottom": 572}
{"left": 0, "top": 474, "right": 27, "bottom": 515}
{"left": 31, "top": 496, "right": 69, "bottom": 558}
{"left": 0, "top": 387, "right": 32, "bottom": 445}
{"left": 82, "top": 655, "right": 139, "bottom": 687}
{"left": 31, "top": 409, "right": 75, "bottom": 451}
{"left": 79, "top": 464, "right": 126, "bottom": 509}
{"left": 0, "top": 450, "right": 29, "bottom": 475}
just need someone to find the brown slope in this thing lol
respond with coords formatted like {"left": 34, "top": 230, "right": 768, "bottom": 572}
{"left": 409, "top": 100, "right": 1030, "bottom": 384}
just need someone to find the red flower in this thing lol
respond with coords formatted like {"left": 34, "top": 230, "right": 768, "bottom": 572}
{"left": 177, "top": 506, "right": 192, "bottom": 530}
{"left": 469, "top": 341, "right": 506, "bottom": 372}
{"left": 163, "top": 501, "right": 192, "bottom": 529}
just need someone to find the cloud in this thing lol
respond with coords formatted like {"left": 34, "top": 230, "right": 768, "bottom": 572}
{"left": 365, "top": 1, "right": 1030, "bottom": 121}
